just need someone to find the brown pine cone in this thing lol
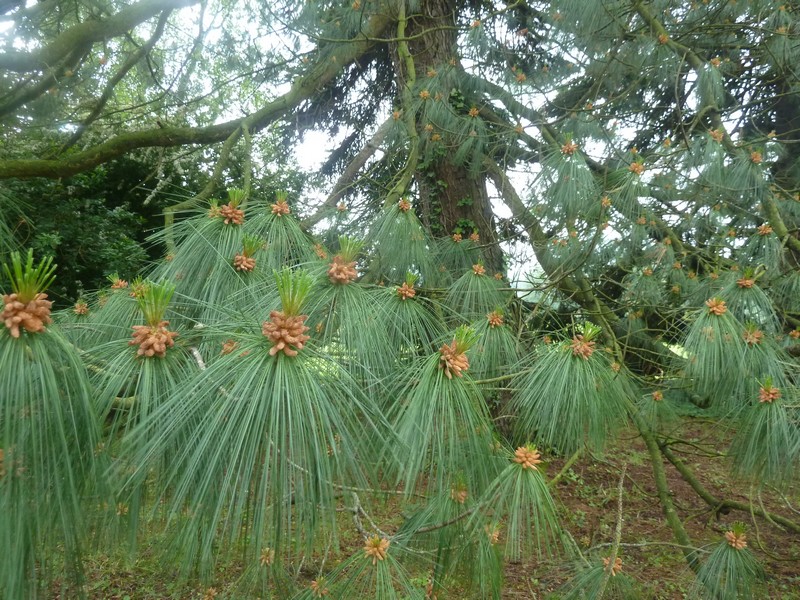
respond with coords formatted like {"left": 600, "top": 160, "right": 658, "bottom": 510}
{"left": 513, "top": 446, "right": 542, "bottom": 470}
{"left": 271, "top": 200, "right": 291, "bottom": 215}
{"left": 327, "top": 256, "right": 357, "bottom": 284}
{"left": 262, "top": 310, "right": 310, "bottom": 357}
{"left": 487, "top": 311, "right": 503, "bottom": 327}
{"left": 397, "top": 282, "right": 416, "bottom": 300}
{"left": 129, "top": 321, "right": 178, "bottom": 358}
{"left": 569, "top": 334, "right": 595, "bottom": 360}
{"left": 233, "top": 254, "right": 256, "bottom": 271}
{"left": 439, "top": 340, "right": 469, "bottom": 379}
{"left": 220, "top": 203, "right": 245, "bottom": 225}
{"left": 2, "top": 293, "right": 53, "bottom": 338}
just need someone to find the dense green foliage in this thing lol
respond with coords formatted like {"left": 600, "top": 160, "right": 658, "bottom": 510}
{"left": 1, "top": 0, "right": 800, "bottom": 598}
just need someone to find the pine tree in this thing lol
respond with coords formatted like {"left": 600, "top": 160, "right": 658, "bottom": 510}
{"left": 2, "top": 0, "right": 800, "bottom": 597}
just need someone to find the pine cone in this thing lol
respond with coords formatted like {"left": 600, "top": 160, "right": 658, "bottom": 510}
{"left": 603, "top": 556, "right": 623, "bottom": 576}
{"left": 487, "top": 311, "right": 503, "bottom": 327}
{"left": 327, "top": 256, "right": 357, "bottom": 284}
{"left": 705, "top": 298, "right": 727, "bottom": 316}
{"left": 220, "top": 203, "right": 244, "bottom": 225}
{"left": 758, "top": 385, "right": 781, "bottom": 403}
{"left": 742, "top": 327, "right": 763, "bottom": 345}
{"left": 724, "top": 530, "right": 747, "bottom": 550}
{"left": 262, "top": 310, "right": 310, "bottom": 357}
{"left": 397, "top": 282, "right": 416, "bottom": 300}
{"left": 2, "top": 293, "right": 53, "bottom": 338}
{"left": 309, "top": 579, "right": 329, "bottom": 597}
{"left": 363, "top": 536, "right": 390, "bottom": 565}
{"left": 233, "top": 254, "right": 256, "bottom": 271}
{"left": 439, "top": 340, "right": 469, "bottom": 379}
{"left": 450, "top": 485, "right": 468, "bottom": 504}
{"left": 129, "top": 321, "right": 178, "bottom": 358}
{"left": 513, "top": 446, "right": 542, "bottom": 470}
{"left": 271, "top": 200, "right": 291, "bottom": 215}
{"left": 570, "top": 335, "right": 595, "bottom": 360}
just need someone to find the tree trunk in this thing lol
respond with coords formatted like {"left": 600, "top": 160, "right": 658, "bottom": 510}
{"left": 393, "top": 0, "right": 504, "bottom": 274}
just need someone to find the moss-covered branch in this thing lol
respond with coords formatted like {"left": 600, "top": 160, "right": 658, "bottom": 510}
{"left": 0, "top": 0, "right": 198, "bottom": 73}
{"left": 0, "top": 11, "right": 392, "bottom": 180}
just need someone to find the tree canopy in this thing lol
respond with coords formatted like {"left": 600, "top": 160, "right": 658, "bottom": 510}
{"left": 1, "top": 0, "right": 800, "bottom": 598}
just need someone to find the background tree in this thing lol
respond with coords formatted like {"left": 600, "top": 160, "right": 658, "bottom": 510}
{"left": 1, "top": 0, "right": 800, "bottom": 598}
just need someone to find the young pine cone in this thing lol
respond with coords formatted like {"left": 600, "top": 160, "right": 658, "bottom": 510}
{"left": 262, "top": 310, "right": 310, "bottom": 357}
{"left": 2, "top": 293, "right": 53, "bottom": 338}
{"left": 219, "top": 203, "right": 244, "bottom": 225}
{"left": 327, "top": 256, "right": 357, "bottom": 284}
{"left": 569, "top": 335, "right": 595, "bottom": 360}
{"left": 439, "top": 340, "right": 469, "bottom": 379}
{"left": 397, "top": 282, "right": 416, "bottom": 300}
{"left": 129, "top": 321, "right": 178, "bottom": 358}
{"left": 233, "top": 254, "right": 256, "bottom": 271}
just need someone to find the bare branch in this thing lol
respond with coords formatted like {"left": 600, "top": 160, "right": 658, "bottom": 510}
{"left": 302, "top": 117, "right": 392, "bottom": 229}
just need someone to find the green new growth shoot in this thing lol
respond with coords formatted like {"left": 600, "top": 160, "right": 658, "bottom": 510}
{"left": 227, "top": 187, "right": 247, "bottom": 207}
{"left": 275, "top": 268, "right": 313, "bottom": 316}
{"left": 241, "top": 234, "right": 265, "bottom": 257}
{"left": 337, "top": 235, "right": 365, "bottom": 263}
{"left": 135, "top": 280, "right": 175, "bottom": 327}
{"left": 3, "top": 249, "right": 56, "bottom": 302}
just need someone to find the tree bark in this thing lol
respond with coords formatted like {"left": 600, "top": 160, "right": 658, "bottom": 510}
{"left": 393, "top": 0, "right": 504, "bottom": 273}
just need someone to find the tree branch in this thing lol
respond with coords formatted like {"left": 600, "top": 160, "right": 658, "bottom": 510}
{"left": 301, "top": 117, "right": 392, "bottom": 229}
{"left": 57, "top": 11, "right": 173, "bottom": 153}
{"left": 0, "top": 11, "right": 392, "bottom": 180}
{"left": 0, "top": 0, "right": 198, "bottom": 73}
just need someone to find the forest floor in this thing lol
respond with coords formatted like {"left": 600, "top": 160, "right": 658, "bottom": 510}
{"left": 53, "top": 416, "right": 800, "bottom": 599}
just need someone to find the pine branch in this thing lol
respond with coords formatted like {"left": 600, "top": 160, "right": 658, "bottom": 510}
{"left": 0, "top": 11, "right": 392, "bottom": 180}
{"left": 660, "top": 443, "right": 800, "bottom": 535}
{"left": 302, "top": 118, "right": 392, "bottom": 229}
{"left": 0, "top": 0, "right": 197, "bottom": 73}
{"left": 56, "top": 11, "right": 173, "bottom": 153}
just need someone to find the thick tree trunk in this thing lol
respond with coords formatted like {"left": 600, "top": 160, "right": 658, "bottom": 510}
{"left": 394, "top": 0, "right": 504, "bottom": 273}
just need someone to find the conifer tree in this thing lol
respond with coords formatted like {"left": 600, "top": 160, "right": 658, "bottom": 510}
{"left": 1, "top": 0, "right": 800, "bottom": 597}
